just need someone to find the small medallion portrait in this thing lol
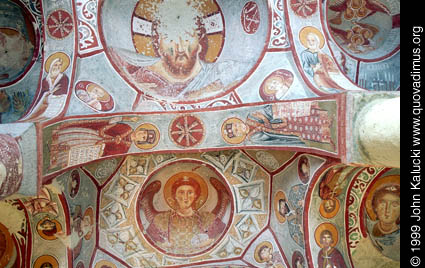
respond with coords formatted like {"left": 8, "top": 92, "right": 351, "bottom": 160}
{"left": 253, "top": 241, "right": 285, "bottom": 268}
{"left": 259, "top": 69, "right": 294, "bottom": 101}
{"left": 274, "top": 191, "right": 293, "bottom": 224}
{"left": 314, "top": 222, "right": 347, "bottom": 268}
{"left": 94, "top": 260, "right": 117, "bottom": 268}
{"left": 292, "top": 250, "right": 306, "bottom": 268}
{"left": 69, "top": 169, "right": 80, "bottom": 198}
{"left": 364, "top": 175, "right": 400, "bottom": 261}
{"left": 318, "top": 167, "right": 346, "bottom": 218}
{"left": 319, "top": 197, "right": 340, "bottom": 219}
{"left": 221, "top": 117, "right": 249, "bottom": 144}
{"left": 297, "top": 155, "right": 310, "bottom": 184}
{"left": 33, "top": 255, "right": 59, "bottom": 268}
{"left": 75, "top": 81, "right": 115, "bottom": 112}
{"left": 133, "top": 123, "right": 160, "bottom": 150}
{"left": 0, "top": 222, "right": 14, "bottom": 268}
{"left": 137, "top": 160, "right": 233, "bottom": 256}
{"left": 37, "top": 216, "right": 62, "bottom": 240}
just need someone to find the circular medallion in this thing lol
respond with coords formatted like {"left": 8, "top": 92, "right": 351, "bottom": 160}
{"left": 0, "top": 222, "right": 14, "bottom": 267}
{"left": 36, "top": 217, "right": 62, "bottom": 241}
{"left": 136, "top": 159, "right": 233, "bottom": 257}
{"left": 75, "top": 81, "right": 115, "bottom": 112}
{"left": 33, "top": 255, "right": 59, "bottom": 268}
{"left": 274, "top": 191, "right": 290, "bottom": 224}
{"left": 314, "top": 222, "right": 339, "bottom": 248}
{"left": 101, "top": 0, "right": 268, "bottom": 103}
{"left": 94, "top": 260, "right": 117, "bottom": 268}
{"left": 169, "top": 115, "right": 204, "bottom": 148}
{"left": 241, "top": 2, "right": 260, "bottom": 34}
{"left": 133, "top": 123, "right": 160, "bottom": 150}
{"left": 221, "top": 117, "right": 248, "bottom": 144}
{"left": 46, "top": 9, "right": 73, "bottom": 40}
{"left": 297, "top": 155, "right": 310, "bottom": 184}
{"left": 69, "top": 169, "right": 80, "bottom": 198}
{"left": 319, "top": 197, "right": 340, "bottom": 219}
{"left": 259, "top": 69, "right": 294, "bottom": 101}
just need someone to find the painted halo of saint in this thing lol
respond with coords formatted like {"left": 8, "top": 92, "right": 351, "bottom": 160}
{"left": 33, "top": 255, "right": 59, "bottom": 268}
{"left": 364, "top": 174, "right": 400, "bottom": 261}
{"left": 138, "top": 169, "right": 231, "bottom": 256}
{"left": 319, "top": 197, "right": 340, "bottom": 219}
{"left": 253, "top": 241, "right": 285, "bottom": 268}
{"left": 314, "top": 222, "right": 348, "bottom": 268}
{"left": 259, "top": 69, "right": 294, "bottom": 101}
{"left": 297, "top": 155, "right": 310, "bottom": 184}
{"left": 0, "top": 222, "right": 15, "bottom": 267}
{"left": 94, "top": 260, "right": 117, "bottom": 268}
{"left": 221, "top": 117, "right": 249, "bottom": 144}
{"left": 36, "top": 216, "right": 62, "bottom": 241}
{"left": 132, "top": 123, "right": 160, "bottom": 150}
{"left": 274, "top": 190, "right": 291, "bottom": 224}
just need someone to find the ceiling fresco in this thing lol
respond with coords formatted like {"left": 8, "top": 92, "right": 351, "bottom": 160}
{"left": 0, "top": 151, "right": 400, "bottom": 267}
{"left": 0, "top": 0, "right": 400, "bottom": 267}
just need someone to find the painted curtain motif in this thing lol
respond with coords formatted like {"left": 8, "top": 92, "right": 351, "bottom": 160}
{"left": 137, "top": 160, "right": 233, "bottom": 256}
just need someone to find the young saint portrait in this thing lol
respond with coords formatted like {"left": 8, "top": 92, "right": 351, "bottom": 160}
{"left": 137, "top": 161, "right": 233, "bottom": 256}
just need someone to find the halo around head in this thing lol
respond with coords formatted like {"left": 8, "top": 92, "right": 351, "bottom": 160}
{"left": 87, "top": 83, "right": 111, "bottom": 102}
{"left": 163, "top": 171, "right": 209, "bottom": 210}
{"left": 221, "top": 117, "right": 248, "bottom": 144}
{"left": 44, "top": 52, "right": 70, "bottom": 73}
{"left": 254, "top": 241, "right": 273, "bottom": 263}
{"left": 274, "top": 190, "right": 288, "bottom": 224}
{"left": 314, "top": 222, "right": 339, "bottom": 248}
{"left": 299, "top": 26, "right": 325, "bottom": 49}
{"left": 365, "top": 175, "right": 400, "bottom": 221}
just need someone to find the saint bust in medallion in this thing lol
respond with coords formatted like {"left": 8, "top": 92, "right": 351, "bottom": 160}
{"left": 138, "top": 170, "right": 231, "bottom": 256}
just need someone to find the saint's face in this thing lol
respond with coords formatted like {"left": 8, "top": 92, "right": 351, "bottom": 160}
{"left": 133, "top": 130, "right": 148, "bottom": 144}
{"left": 264, "top": 76, "right": 288, "bottom": 95}
{"left": 231, "top": 122, "right": 248, "bottom": 137}
{"left": 375, "top": 193, "right": 400, "bottom": 225}
{"left": 175, "top": 185, "right": 196, "bottom": 210}
{"left": 324, "top": 199, "right": 336, "bottom": 213}
{"left": 301, "top": 162, "right": 309, "bottom": 176}
{"left": 88, "top": 86, "right": 105, "bottom": 100}
{"left": 321, "top": 233, "right": 333, "bottom": 248}
{"left": 260, "top": 247, "right": 273, "bottom": 262}
{"left": 306, "top": 33, "right": 319, "bottom": 50}
{"left": 159, "top": 31, "right": 200, "bottom": 76}
{"left": 50, "top": 60, "right": 62, "bottom": 77}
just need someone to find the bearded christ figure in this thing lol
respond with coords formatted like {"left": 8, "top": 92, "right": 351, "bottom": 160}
{"left": 109, "top": 0, "right": 251, "bottom": 101}
{"left": 139, "top": 172, "right": 231, "bottom": 255}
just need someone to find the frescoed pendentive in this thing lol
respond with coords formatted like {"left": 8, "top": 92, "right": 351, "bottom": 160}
{"left": 101, "top": 0, "right": 268, "bottom": 102}
{"left": 0, "top": 0, "right": 37, "bottom": 85}
{"left": 326, "top": 0, "right": 400, "bottom": 60}
{"left": 137, "top": 159, "right": 233, "bottom": 257}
